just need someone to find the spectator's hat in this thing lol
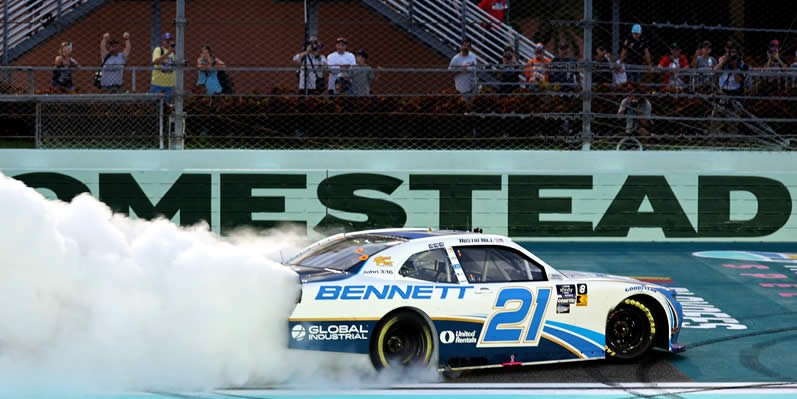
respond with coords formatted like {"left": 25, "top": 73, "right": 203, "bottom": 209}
{"left": 535, "top": 42, "right": 544, "bottom": 52}
{"left": 336, "top": 37, "right": 347, "bottom": 44}
{"left": 162, "top": 32, "right": 173, "bottom": 40}
{"left": 631, "top": 24, "right": 642, "bottom": 34}
{"left": 769, "top": 39, "right": 780, "bottom": 47}
{"left": 109, "top": 39, "right": 120, "bottom": 45}
{"left": 356, "top": 49, "right": 368, "bottom": 59}
{"left": 670, "top": 42, "right": 680, "bottom": 50}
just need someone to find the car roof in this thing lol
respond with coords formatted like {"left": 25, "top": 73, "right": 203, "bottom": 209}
{"left": 347, "top": 228, "right": 473, "bottom": 240}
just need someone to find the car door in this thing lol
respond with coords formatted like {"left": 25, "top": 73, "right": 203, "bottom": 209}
{"left": 452, "top": 245, "right": 562, "bottom": 365}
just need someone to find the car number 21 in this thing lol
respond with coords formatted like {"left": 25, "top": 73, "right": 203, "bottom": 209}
{"left": 477, "top": 287, "right": 552, "bottom": 348}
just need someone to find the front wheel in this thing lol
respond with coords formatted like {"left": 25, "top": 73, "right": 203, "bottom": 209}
{"left": 605, "top": 299, "right": 656, "bottom": 361}
{"left": 370, "top": 311, "right": 434, "bottom": 370}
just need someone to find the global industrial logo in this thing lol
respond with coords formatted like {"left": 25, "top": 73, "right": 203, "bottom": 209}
{"left": 291, "top": 324, "right": 370, "bottom": 341}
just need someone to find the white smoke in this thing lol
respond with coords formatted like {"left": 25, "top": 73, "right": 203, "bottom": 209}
{"left": 0, "top": 172, "right": 305, "bottom": 392}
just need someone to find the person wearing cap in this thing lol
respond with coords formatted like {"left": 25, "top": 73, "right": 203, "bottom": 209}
{"left": 478, "top": 0, "right": 507, "bottom": 28}
{"left": 327, "top": 37, "right": 356, "bottom": 94}
{"left": 763, "top": 39, "right": 786, "bottom": 76}
{"left": 620, "top": 24, "right": 652, "bottom": 83}
{"left": 99, "top": 32, "right": 131, "bottom": 93}
{"left": 293, "top": 36, "right": 327, "bottom": 95}
{"left": 711, "top": 43, "right": 750, "bottom": 134}
{"left": 151, "top": 32, "right": 177, "bottom": 104}
{"left": 493, "top": 45, "right": 522, "bottom": 93}
{"left": 690, "top": 40, "right": 717, "bottom": 90}
{"left": 524, "top": 42, "right": 551, "bottom": 84}
{"left": 351, "top": 49, "right": 376, "bottom": 96}
{"left": 657, "top": 42, "right": 688, "bottom": 89}
{"left": 548, "top": 41, "right": 579, "bottom": 89}
{"left": 448, "top": 39, "right": 479, "bottom": 95}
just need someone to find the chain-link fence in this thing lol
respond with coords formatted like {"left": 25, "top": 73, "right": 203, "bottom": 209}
{"left": 1, "top": 0, "right": 796, "bottom": 150}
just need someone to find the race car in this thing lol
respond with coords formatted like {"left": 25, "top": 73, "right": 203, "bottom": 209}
{"left": 286, "top": 228, "right": 685, "bottom": 373}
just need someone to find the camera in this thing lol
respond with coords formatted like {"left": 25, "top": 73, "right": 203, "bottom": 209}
{"left": 169, "top": 43, "right": 175, "bottom": 49}
{"left": 503, "top": 53, "right": 513, "bottom": 60}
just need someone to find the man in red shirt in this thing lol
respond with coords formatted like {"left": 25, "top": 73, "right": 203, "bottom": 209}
{"left": 658, "top": 42, "right": 688, "bottom": 89}
{"left": 478, "top": 0, "right": 508, "bottom": 25}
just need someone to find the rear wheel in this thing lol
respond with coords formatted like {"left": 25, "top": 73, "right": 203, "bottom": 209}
{"left": 370, "top": 311, "right": 434, "bottom": 370}
{"left": 605, "top": 299, "right": 656, "bottom": 361}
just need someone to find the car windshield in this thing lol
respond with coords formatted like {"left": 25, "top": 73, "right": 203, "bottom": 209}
{"left": 288, "top": 234, "right": 406, "bottom": 271}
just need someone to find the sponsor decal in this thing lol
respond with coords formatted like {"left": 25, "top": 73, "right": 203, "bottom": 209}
{"left": 373, "top": 256, "right": 392, "bottom": 267}
{"left": 458, "top": 238, "right": 495, "bottom": 243}
{"left": 576, "top": 294, "right": 588, "bottom": 306}
{"left": 429, "top": 242, "right": 445, "bottom": 250}
{"left": 293, "top": 324, "right": 370, "bottom": 341}
{"left": 557, "top": 297, "right": 575, "bottom": 305}
{"left": 577, "top": 283, "right": 588, "bottom": 295}
{"left": 624, "top": 285, "right": 659, "bottom": 293}
{"left": 362, "top": 269, "right": 393, "bottom": 275}
{"left": 440, "top": 330, "right": 478, "bottom": 344}
{"left": 292, "top": 324, "right": 307, "bottom": 341}
{"left": 557, "top": 284, "right": 576, "bottom": 298}
{"left": 315, "top": 284, "right": 473, "bottom": 300}
{"left": 556, "top": 303, "right": 570, "bottom": 314}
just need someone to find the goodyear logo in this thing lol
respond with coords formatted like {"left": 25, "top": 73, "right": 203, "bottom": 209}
{"left": 316, "top": 285, "right": 473, "bottom": 300}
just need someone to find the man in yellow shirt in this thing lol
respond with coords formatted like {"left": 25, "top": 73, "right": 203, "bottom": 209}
{"left": 150, "top": 32, "right": 176, "bottom": 104}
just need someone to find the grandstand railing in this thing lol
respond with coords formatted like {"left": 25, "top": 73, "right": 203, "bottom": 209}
{"left": 1, "top": 0, "right": 90, "bottom": 58}
{"left": 374, "top": 0, "right": 554, "bottom": 65}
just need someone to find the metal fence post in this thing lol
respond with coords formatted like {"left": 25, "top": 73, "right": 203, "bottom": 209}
{"left": 3, "top": 0, "right": 9, "bottom": 82}
{"left": 27, "top": 68, "right": 34, "bottom": 94}
{"left": 460, "top": 1, "right": 467, "bottom": 43}
{"left": 159, "top": 98, "right": 164, "bottom": 149}
{"left": 611, "top": 0, "right": 620, "bottom": 58}
{"left": 35, "top": 102, "right": 42, "bottom": 148}
{"left": 172, "top": 0, "right": 186, "bottom": 150}
{"left": 581, "top": 0, "right": 593, "bottom": 151}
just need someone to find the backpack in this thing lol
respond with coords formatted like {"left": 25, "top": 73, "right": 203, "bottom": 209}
{"left": 217, "top": 70, "right": 235, "bottom": 94}
{"left": 93, "top": 52, "right": 113, "bottom": 89}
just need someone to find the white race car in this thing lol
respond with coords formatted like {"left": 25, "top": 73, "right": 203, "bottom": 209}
{"left": 286, "top": 228, "right": 685, "bottom": 373}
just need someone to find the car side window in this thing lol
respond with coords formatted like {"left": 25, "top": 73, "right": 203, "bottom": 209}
{"left": 399, "top": 248, "right": 457, "bottom": 283}
{"left": 454, "top": 246, "right": 546, "bottom": 283}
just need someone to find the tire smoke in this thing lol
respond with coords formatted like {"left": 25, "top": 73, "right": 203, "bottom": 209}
{"left": 0, "top": 172, "right": 303, "bottom": 392}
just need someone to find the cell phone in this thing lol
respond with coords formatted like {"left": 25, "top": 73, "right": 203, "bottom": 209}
{"left": 169, "top": 43, "right": 176, "bottom": 49}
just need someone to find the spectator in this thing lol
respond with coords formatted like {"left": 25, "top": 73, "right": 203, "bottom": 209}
{"left": 292, "top": 36, "right": 327, "bottom": 95}
{"left": 351, "top": 49, "right": 376, "bottom": 96}
{"left": 52, "top": 41, "right": 79, "bottom": 91}
{"left": 327, "top": 37, "right": 356, "bottom": 95}
{"left": 763, "top": 39, "right": 787, "bottom": 84}
{"left": 524, "top": 42, "right": 550, "bottom": 85}
{"left": 549, "top": 41, "right": 579, "bottom": 90}
{"left": 448, "top": 39, "right": 478, "bottom": 95}
{"left": 618, "top": 90, "right": 652, "bottom": 136}
{"left": 620, "top": 24, "right": 652, "bottom": 83}
{"left": 690, "top": 40, "right": 717, "bottom": 90}
{"left": 151, "top": 32, "right": 177, "bottom": 104}
{"left": 98, "top": 32, "right": 131, "bottom": 93}
{"left": 493, "top": 45, "right": 522, "bottom": 93}
{"left": 710, "top": 44, "right": 750, "bottom": 134}
{"left": 790, "top": 50, "right": 797, "bottom": 87}
{"left": 658, "top": 42, "right": 688, "bottom": 89}
{"left": 196, "top": 45, "right": 226, "bottom": 95}
{"left": 595, "top": 45, "right": 626, "bottom": 86}
{"left": 478, "top": 0, "right": 508, "bottom": 28}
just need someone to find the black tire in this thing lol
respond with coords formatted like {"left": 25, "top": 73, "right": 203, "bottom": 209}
{"left": 369, "top": 311, "right": 434, "bottom": 370}
{"left": 605, "top": 299, "right": 656, "bottom": 361}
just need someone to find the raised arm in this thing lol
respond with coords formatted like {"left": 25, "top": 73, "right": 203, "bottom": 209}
{"left": 123, "top": 32, "right": 131, "bottom": 58}
{"left": 101, "top": 33, "right": 109, "bottom": 57}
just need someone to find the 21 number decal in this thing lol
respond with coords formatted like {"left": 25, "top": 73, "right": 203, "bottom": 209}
{"left": 478, "top": 287, "right": 552, "bottom": 347}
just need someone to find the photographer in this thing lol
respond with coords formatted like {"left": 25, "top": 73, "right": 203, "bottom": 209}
{"left": 150, "top": 32, "right": 177, "bottom": 105}
{"left": 292, "top": 36, "right": 327, "bottom": 95}
{"left": 494, "top": 45, "right": 523, "bottom": 93}
{"left": 196, "top": 45, "right": 226, "bottom": 95}
{"left": 618, "top": 90, "right": 652, "bottom": 136}
{"left": 710, "top": 44, "right": 750, "bottom": 134}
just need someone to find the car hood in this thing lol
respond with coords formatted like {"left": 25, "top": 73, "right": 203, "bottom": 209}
{"left": 558, "top": 270, "right": 646, "bottom": 284}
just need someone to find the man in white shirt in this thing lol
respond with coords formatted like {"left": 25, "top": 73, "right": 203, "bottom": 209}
{"left": 448, "top": 39, "right": 478, "bottom": 95}
{"left": 327, "top": 37, "right": 356, "bottom": 94}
